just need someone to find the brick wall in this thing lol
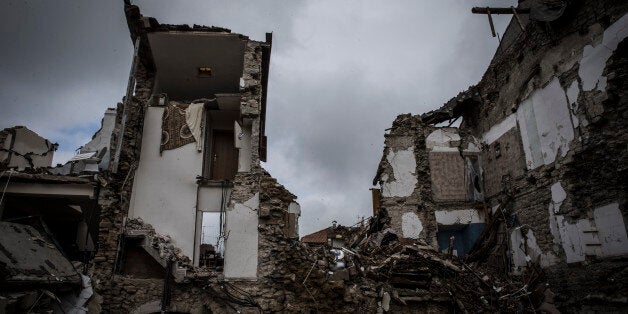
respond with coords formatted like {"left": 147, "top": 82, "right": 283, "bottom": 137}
{"left": 428, "top": 151, "right": 466, "bottom": 200}
{"left": 482, "top": 128, "right": 526, "bottom": 197}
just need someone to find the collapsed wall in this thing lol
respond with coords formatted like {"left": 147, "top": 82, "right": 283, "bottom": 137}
{"left": 373, "top": 0, "right": 628, "bottom": 311}
{"left": 86, "top": 3, "right": 311, "bottom": 312}
{"left": 373, "top": 113, "right": 486, "bottom": 257}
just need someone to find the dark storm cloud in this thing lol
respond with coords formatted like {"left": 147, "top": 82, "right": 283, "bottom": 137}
{"left": 0, "top": 0, "right": 133, "bottom": 162}
{"left": 0, "top": 0, "right": 515, "bottom": 235}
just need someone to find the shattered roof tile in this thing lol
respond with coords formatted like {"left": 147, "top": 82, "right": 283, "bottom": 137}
{"left": 301, "top": 228, "right": 329, "bottom": 244}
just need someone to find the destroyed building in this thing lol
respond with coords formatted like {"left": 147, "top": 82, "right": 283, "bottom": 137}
{"left": 1, "top": 1, "right": 306, "bottom": 312}
{"left": 0, "top": 129, "right": 98, "bottom": 312}
{"left": 0, "top": 126, "right": 58, "bottom": 170}
{"left": 53, "top": 108, "right": 117, "bottom": 175}
{"left": 374, "top": 0, "right": 628, "bottom": 311}
{"left": 82, "top": 3, "right": 308, "bottom": 312}
{"left": 2, "top": 0, "right": 628, "bottom": 313}
{"left": 301, "top": 223, "right": 356, "bottom": 248}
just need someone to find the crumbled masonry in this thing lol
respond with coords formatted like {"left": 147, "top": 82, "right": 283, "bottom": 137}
{"left": 1, "top": 0, "right": 627, "bottom": 313}
{"left": 373, "top": 0, "right": 628, "bottom": 312}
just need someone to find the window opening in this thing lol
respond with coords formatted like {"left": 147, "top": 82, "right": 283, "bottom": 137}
{"left": 200, "top": 212, "right": 225, "bottom": 271}
{"left": 197, "top": 67, "right": 212, "bottom": 77}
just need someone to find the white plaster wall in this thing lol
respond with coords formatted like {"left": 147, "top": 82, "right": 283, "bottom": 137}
{"left": 547, "top": 182, "right": 585, "bottom": 263}
{"left": 565, "top": 80, "right": 580, "bottom": 128}
{"left": 401, "top": 212, "right": 423, "bottom": 239}
{"left": 381, "top": 147, "right": 417, "bottom": 197}
{"left": 517, "top": 78, "right": 574, "bottom": 169}
{"left": 524, "top": 229, "right": 558, "bottom": 267}
{"left": 579, "top": 14, "right": 628, "bottom": 91}
{"left": 234, "top": 121, "right": 252, "bottom": 172}
{"left": 288, "top": 202, "right": 301, "bottom": 215}
{"left": 490, "top": 77, "right": 582, "bottom": 171}
{"left": 426, "top": 128, "right": 460, "bottom": 152}
{"left": 510, "top": 229, "right": 528, "bottom": 272}
{"left": 435, "top": 209, "right": 485, "bottom": 226}
{"left": 198, "top": 186, "right": 231, "bottom": 212}
{"left": 288, "top": 202, "right": 301, "bottom": 237}
{"left": 9, "top": 127, "right": 54, "bottom": 169}
{"left": 81, "top": 108, "right": 116, "bottom": 170}
{"left": 594, "top": 203, "right": 628, "bottom": 257}
{"left": 510, "top": 229, "right": 558, "bottom": 274}
{"left": 482, "top": 114, "right": 517, "bottom": 145}
{"left": 427, "top": 128, "right": 480, "bottom": 153}
{"left": 129, "top": 107, "right": 203, "bottom": 258}
{"left": 547, "top": 182, "right": 628, "bottom": 264}
{"left": 224, "top": 193, "right": 259, "bottom": 279}
{"left": 0, "top": 133, "right": 10, "bottom": 164}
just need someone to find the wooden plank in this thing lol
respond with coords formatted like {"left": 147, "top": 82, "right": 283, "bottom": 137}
{"left": 472, "top": 7, "right": 531, "bottom": 14}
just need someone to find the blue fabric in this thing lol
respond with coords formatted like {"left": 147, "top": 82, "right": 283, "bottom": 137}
{"left": 437, "top": 223, "right": 486, "bottom": 257}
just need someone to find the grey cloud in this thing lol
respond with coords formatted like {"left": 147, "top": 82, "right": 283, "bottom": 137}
{"left": 0, "top": 0, "right": 515, "bottom": 235}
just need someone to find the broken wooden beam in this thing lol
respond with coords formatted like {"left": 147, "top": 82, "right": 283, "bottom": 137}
{"left": 389, "top": 277, "right": 430, "bottom": 289}
{"left": 471, "top": 7, "right": 531, "bottom": 15}
{"left": 487, "top": 8, "right": 497, "bottom": 37}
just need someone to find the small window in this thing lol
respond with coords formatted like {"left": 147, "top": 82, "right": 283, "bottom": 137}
{"left": 197, "top": 67, "right": 212, "bottom": 77}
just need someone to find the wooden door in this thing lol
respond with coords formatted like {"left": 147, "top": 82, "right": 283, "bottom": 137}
{"left": 210, "top": 130, "right": 238, "bottom": 180}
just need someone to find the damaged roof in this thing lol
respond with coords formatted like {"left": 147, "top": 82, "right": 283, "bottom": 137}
{"left": 301, "top": 228, "right": 329, "bottom": 244}
{"left": 0, "top": 171, "right": 95, "bottom": 185}
{"left": 0, "top": 222, "right": 81, "bottom": 290}
{"left": 421, "top": 87, "right": 481, "bottom": 125}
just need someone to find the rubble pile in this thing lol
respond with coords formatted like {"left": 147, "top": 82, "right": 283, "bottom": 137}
{"left": 294, "top": 209, "right": 546, "bottom": 313}
{"left": 125, "top": 217, "right": 192, "bottom": 266}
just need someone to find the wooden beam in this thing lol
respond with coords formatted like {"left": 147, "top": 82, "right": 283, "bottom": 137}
{"left": 512, "top": 7, "right": 526, "bottom": 31}
{"left": 487, "top": 8, "right": 497, "bottom": 37}
{"left": 472, "top": 7, "right": 531, "bottom": 15}
{"left": 370, "top": 188, "right": 380, "bottom": 216}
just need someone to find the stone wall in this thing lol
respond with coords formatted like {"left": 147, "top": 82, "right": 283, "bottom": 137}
{"left": 481, "top": 127, "right": 526, "bottom": 198}
{"left": 428, "top": 151, "right": 466, "bottom": 200}
{"left": 91, "top": 47, "right": 155, "bottom": 310}
{"left": 373, "top": 114, "right": 439, "bottom": 246}
{"left": 373, "top": 115, "right": 486, "bottom": 252}
{"left": 87, "top": 6, "right": 312, "bottom": 311}
{"left": 378, "top": 0, "right": 628, "bottom": 311}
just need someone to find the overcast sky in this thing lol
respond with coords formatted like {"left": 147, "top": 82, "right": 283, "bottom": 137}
{"left": 0, "top": 0, "right": 514, "bottom": 236}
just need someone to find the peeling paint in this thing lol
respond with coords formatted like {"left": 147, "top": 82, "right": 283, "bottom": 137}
{"left": 482, "top": 114, "right": 516, "bottom": 145}
{"left": 565, "top": 80, "right": 580, "bottom": 128}
{"left": 381, "top": 147, "right": 417, "bottom": 197}
{"left": 550, "top": 181, "right": 567, "bottom": 214}
{"left": 130, "top": 107, "right": 203, "bottom": 258}
{"left": 579, "top": 13, "right": 628, "bottom": 91}
{"left": 525, "top": 229, "right": 558, "bottom": 267}
{"left": 594, "top": 203, "right": 628, "bottom": 257}
{"left": 548, "top": 182, "right": 628, "bottom": 263}
{"left": 510, "top": 228, "right": 558, "bottom": 273}
{"left": 401, "top": 212, "right": 423, "bottom": 239}
{"left": 224, "top": 192, "right": 259, "bottom": 279}
{"left": 434, "top": 209, "right": 484, "bottom": 225}
{"left": 517, "top": 78, "right": 574, "bottom": 169}
{"left": 426, "top": 128, "right": 461, "bottom": 152}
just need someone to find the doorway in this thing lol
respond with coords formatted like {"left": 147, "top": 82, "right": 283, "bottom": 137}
{"left": 210, "top": 130, "right": 238, "bottom": 181}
